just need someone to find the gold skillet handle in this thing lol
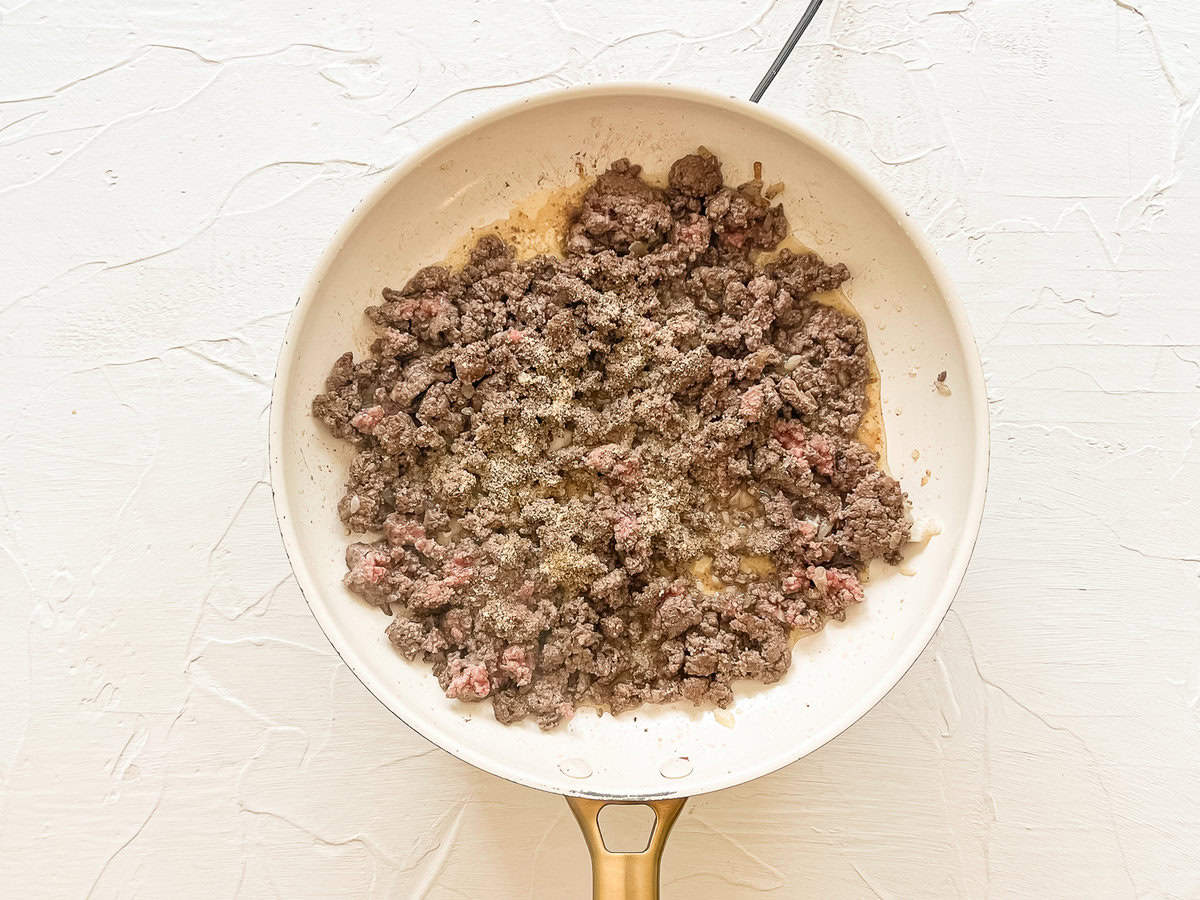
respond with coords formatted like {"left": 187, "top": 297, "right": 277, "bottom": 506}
{"left": 566, "top": 796, "right": 688, "bottom": 900}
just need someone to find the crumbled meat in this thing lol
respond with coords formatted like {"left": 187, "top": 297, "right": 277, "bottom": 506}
{"left": 668, "top": 152, "right": 723, "bottom": 198}
{"left": 313, "top": 151, "right": 910, "bottom": 728}
{"left": 566, "top": 158, "right": 673, "bottom": 255}
{"left": 441, "top": 657, "right": 491, "bottom": 700}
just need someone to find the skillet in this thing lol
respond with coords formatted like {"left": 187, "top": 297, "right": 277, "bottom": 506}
{"left": 269, "top": 84, "right": 989, "bottom": 898}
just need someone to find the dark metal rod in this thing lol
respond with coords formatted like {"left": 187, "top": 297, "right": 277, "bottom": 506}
{"left": 749, "top": 0, "right": 826, "bottom": 103}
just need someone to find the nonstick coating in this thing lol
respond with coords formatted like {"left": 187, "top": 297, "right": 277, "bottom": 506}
{"left": 269, "top": 84, "right": 989, "bottom": 800}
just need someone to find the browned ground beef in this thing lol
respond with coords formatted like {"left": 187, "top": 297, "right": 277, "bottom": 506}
{"left": 312, "top": 152, "right": 911, "bottom": 728}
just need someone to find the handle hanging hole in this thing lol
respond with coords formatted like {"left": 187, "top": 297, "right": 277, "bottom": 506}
{"left": 596, "top": 804, "right": 658, "bottom": 853}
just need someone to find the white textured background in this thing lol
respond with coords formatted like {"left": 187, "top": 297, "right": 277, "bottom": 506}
{"left": 2, "top": 1, "right": 1198, "bottom": 897}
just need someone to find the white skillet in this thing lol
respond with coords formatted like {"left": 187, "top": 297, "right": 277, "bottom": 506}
{"left": 269, "top": 84, "right": 989, "bottom": 898}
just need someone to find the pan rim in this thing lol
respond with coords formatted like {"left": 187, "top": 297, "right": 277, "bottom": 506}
{"left": 268, "top": 81, "right": 991, "bottom": 800}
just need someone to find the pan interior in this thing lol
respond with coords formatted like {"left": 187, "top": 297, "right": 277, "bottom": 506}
{"left": 270, "top": 85, "right": 988, "bottom": 799}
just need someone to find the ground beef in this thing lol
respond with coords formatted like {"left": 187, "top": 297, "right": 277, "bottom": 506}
{"left": 312, "top": 152, "right": 911, "bottom": 729}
